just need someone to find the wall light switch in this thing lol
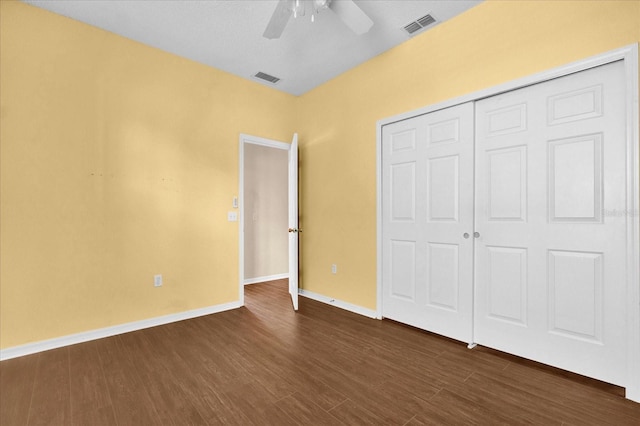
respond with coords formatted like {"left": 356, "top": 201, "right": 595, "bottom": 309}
{"left": 228, "top": 211, "right": 238, "bottom": 222}
{"left": 154, "top": 274, "right": 163, "bottom": 287}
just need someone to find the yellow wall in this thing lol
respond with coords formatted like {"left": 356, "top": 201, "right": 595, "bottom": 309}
{"left": 297, "top": 0, "right": 640, "bottom": 310}
{"left": 2, "top": 0, "right": 639, "bottom": 349}
{"left": 0, "top": 1, "right": 296, "bottom": 348}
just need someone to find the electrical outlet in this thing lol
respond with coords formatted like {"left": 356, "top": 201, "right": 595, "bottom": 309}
{"left": 154, "top": 274, "right": 163, "bottom": 287}
{"left": 331, "top": 264, "right": 337, "bottom": 274}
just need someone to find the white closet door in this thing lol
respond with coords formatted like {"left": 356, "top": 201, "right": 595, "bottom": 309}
{"left": 382, "top": 103, "right": 474, "bottom": 343}
{"left": 474, "top": 61, "right": 627, "bottom": 385}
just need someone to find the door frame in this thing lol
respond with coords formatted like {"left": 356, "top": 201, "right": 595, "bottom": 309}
{"left": 238, "top": 133, "right": 291, "bottom": 306}
{"left": 375, "top": 44, "right": 639, "bottom": 401}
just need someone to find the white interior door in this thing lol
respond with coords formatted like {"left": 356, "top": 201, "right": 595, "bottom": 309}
{"left": 474, "top": 61, "right": 628, "bottom": 385}
{"left": 288, "top": 134, "right": 299, "bottom": 311}
{"left": 382, "top": 103, "right": 474, "bottom": 344}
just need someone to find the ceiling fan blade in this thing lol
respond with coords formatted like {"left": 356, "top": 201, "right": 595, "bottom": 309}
{"left": 263, "top": 0, "right": 292, "bottom": 39}
{"left": 330, "top": 0, "right": 373, "bottom": 35}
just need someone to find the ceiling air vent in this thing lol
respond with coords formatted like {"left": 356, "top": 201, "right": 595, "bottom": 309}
{"left": 403, "top": 13, "right": 437, "bottom": 36}
{"left": 254, "top": 71, "right": 280, "bottom": 84}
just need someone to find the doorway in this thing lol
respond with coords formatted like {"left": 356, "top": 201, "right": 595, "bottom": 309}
{"left": 239, "top": 134, "right": 290, "bottom": 306}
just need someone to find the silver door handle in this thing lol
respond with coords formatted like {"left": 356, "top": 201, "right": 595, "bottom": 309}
{"left": 463, "top": 233, "right": 470, "bottom": 239}
{"left": 474, "top": 232, "right": 480, "bottom": 238}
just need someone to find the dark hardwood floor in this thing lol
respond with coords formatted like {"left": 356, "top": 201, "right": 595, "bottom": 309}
{"left": 2, "top": 279, "right": 639, "bottom": 425}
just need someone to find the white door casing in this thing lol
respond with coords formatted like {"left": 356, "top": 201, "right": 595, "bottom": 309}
{"left": 376, "top": 45, "right": 639, "bottom": 401}
{"left": 382, "top": 103, "right": 474, "bottom": 344}
{"left": 238, "top": 134, "right": 297, "bottom": 312}
{"left": 288, "top": 134, "right": 299, "bottom": 310}
{"left": 474, "top": 60, "right": 628, "bottom": 386}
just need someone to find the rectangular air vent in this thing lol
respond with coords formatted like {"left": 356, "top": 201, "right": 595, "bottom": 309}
{"left": 403, "top": 13, "right": 437, "bottom": 35}
{"left": 403, "top": 22, "right": 422, "bottom": 34}
{"left": 254, "top": 71, "right": 280, "bottom": 84}
{"left": 417, "top": 14, "right": 436, "bottom": 28}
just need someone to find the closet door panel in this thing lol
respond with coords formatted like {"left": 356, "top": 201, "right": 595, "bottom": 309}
{"left": 382, "top": 102, "right": 474, "bottom": 344}
{"left": 474, "top": 61, "right": 627, "bottom": 386}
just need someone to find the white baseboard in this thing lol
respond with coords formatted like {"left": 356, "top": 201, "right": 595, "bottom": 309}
{"left": 0, "top": 300, "right": 242, "bottom": 361}
{"left": 298, "top": 289, "right": 377, "bottom": 319}
{"left": 244, "top": 273, "right": 288, "bottom": 285}
{"left": 1, "top": 291, "right": 377, "bottom": 361}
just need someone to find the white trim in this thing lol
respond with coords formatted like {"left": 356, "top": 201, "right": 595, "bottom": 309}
{"left": 624, "top": 46, "right": 640, "bottom": 403}
{"left": 376, "top": 44, "right": 639, "bottom": 402}
{"left": 240, "top": 134, "right": 290, "bottom": 150}
{"left": 244, "top": 273, "right": 289, "bottom": 285}
{"left": 299, "top": 289, "right": 377, "bottom": 319}
{"left": 238, "top": 133, "right": 291, "bottom": 308}
{"left": 376, "top": 122, "right": 383, "bottom": 320}
{"left": 0, "top": 301, "right": 242, "bottom": 361}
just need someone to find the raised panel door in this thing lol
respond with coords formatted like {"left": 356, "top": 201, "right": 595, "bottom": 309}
{"left": 382, "top": 103, "right": 474, "bottom": 343}
{"left": 474, "top": 61, "right": 627, "bottom": 385}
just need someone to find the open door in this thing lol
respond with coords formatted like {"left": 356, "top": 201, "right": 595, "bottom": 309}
{"left": 287, "top": 134, "right": 299, "bottom": 310}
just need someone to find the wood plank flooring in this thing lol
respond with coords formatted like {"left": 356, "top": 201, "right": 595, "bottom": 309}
{"left": 2, "top": 279, "right": 639, "bottom": 425}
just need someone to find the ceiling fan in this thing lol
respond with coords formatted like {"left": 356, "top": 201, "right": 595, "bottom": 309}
{"left": 263, "top": 0, "right": 374, "bottom": 39}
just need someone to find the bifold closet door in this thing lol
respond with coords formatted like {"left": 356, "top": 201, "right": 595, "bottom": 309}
{"left": 382, "top": 103, "right": 474, "bottom": 344}
{"left": 474, "top": 60, "right": 628, "bottom": 386}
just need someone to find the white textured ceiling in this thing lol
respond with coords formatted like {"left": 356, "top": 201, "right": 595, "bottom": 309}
{"left": 22, "top": 0, "right": 482, "bottom": 96}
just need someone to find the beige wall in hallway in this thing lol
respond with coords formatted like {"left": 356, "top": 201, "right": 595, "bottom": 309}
{"left": 244, "top": 144, "right": 288, "bottom": 281}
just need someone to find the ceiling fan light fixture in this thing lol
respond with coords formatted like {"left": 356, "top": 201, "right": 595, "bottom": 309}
{"left": 313, "top": 0, "right": 331, "bottom": 12}
{"left": 263, "top": 0, "right": 372, "bottom": 39}
{"left": 311, "top": 0, "right": 330, "bottom": 23}
{"left": 290, "top": 0, "right": 306, "bottom": 18}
